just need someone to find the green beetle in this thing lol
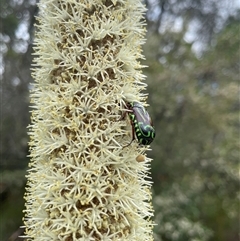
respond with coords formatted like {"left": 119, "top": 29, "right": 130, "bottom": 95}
{"left": 122, "top": 101, "right": 155, "bottom": 146}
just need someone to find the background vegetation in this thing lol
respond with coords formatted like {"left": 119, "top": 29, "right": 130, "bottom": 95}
{"left": 0, "top": 0, "right": 239, "bottom": 240}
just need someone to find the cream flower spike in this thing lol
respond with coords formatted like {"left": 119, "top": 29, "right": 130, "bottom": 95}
{"left": 23, "top": 0, "right": 154, "bottom": 240}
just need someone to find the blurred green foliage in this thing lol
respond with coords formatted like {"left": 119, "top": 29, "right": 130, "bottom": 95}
{"left": 0, "top": 170, "right": 26, "bottom": 240}
{"left": 0, "top": 1, "right": 239, "bottom": 240}
{"left": 145, "top": 20, "right": 239, "bottom": 241}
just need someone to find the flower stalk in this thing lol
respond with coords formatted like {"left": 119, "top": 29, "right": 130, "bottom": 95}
{"left": 23, "top": 0, "right": 154, "bottom": 240}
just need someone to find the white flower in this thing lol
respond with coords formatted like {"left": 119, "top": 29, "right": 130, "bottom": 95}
{"left": 23, "top": 0, "right": 154, "bottom": 240}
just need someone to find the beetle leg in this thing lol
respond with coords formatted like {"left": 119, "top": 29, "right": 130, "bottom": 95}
{"left": 118, "top": 110, "right": 127, "bottom": 121}
{"left": 122, "top": 120, "right": 135, "bottom": 148}
{"left": 118, "top": 109, "right": 133, "bottom": 121}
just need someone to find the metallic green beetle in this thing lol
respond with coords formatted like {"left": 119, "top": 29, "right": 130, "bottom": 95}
{"left": 122, "top": 101, "right": 155, "bottom": 146}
